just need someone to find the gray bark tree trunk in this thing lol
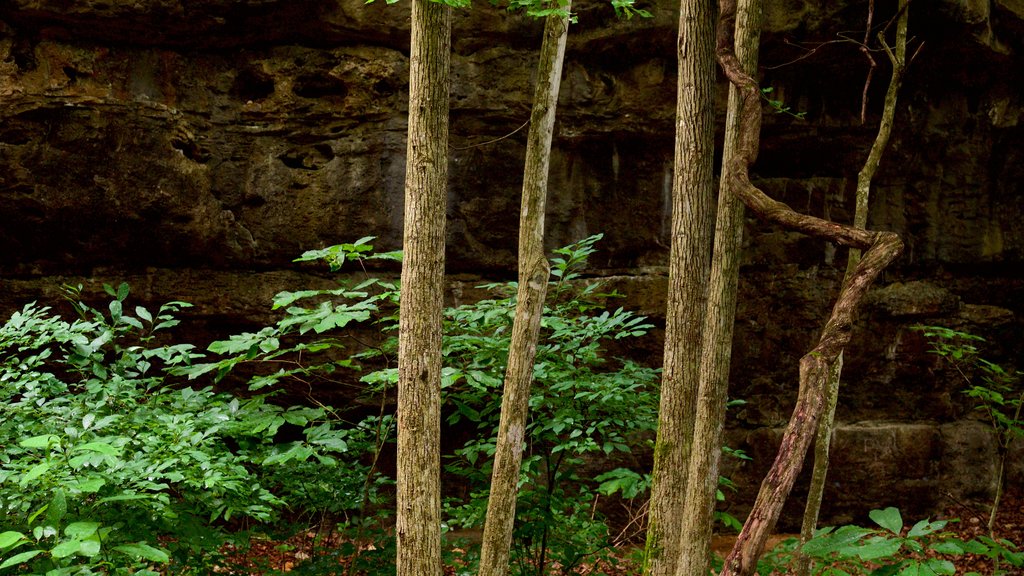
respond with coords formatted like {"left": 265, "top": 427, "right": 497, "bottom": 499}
{"left": 714, "top": 0, "right": 904, "bottom": 572}
{"left": 673, "top": 2, "right": 759, "bottom": 576}
{"left": 642, "top": 0, "right": 716, "bottom": 574}
{"left": 477, "top": 9, "right": 570, "bottom": 576}
{"left": 395, "top": 1, "right": 451, "bottom": 574}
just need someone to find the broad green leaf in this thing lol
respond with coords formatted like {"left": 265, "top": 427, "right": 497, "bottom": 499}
{"left": 136, "top": 306, "right": 153, "bottom": 323}
{"left": 368, "top": 250, "right": 403, "bottom": 261}
{"left": 69, "top": 453, "right": 105, "bottom": 468}
{"left": 929, "top": 541, "right": 965, "bottom": 554}
{"left": 262, "top": 443, "right": 314, "bottom": 465}
{"left": 50, "top": 539, "right": 82, "bottom": 558}
{"left": 870, "top": 507, "right": 904, "bottom": 535}
{"left": 922, "top": 558, "right": 955, "bottom": 575}
{"left": 0, "top": 549, "right": 43, "bottom": 569}
{"left": 20, "top": 462, "right": 51, "bottom": 486}
{"left": 1003, "top": 549, "right": 1024, "bottom": 566}
{"left": 121, "top": 316, "right": 143, "bottom": 329}
{"left": 908, "top": 519, "right": 946, "bottom": 537}
{"left": 46, "top": 489, "right": 67, "bottom": 527}
{"left": 73, "top": 442, "right": 119, "bottom": 456}
{"left": 801, "top": 525, "right": 873, "bottom": 557}
{"left": 0, "top": 532, "right": 26, "bottom": 549}
{"left": 114, "top": 542, "right": 170, "bottom": 563}
{"left": 960, "top": 539, "right": 989, "bottom": 554}
{"left": 259, "top": 337, "right": 280, "bottom": 353}
{"left": 73, "top": 477, "right": 106, "bottom": 493}
{"left": 850, "top": 537, "right": 902, "bottom": 560}
{"left": 64, "top": 522, "right": 100, "bottom": 539}
{"left": 19, "top": 434, "right": 59, "bottom": 449}
{"left": 98, "top": 494, "right": 151, "bottom": 504}
{"left": 27, "top": 505, "right": 49, "bottom": 526}
{"left": 79, "top": 536, "right": 101, "bottom": 556}
{"left": 310, "top": 436, "right": 348, "bottom": 452}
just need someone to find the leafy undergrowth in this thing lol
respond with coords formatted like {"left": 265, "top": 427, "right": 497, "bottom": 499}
{"left": 205, "top": 488, "right": 1024, "bottom": 575}
{"left": 941, "top": 488, "right": 1024, "bottom": 575}
{"left": 3, "top": 240, "right": 1019, "bottom": 576}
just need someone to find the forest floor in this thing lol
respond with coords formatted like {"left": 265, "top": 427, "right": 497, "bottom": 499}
{"left": 217, "top": 488, "right": 1024, "bottom": 575}
{"left": 938, "top": 487, "right": 1024, "bottom": 575}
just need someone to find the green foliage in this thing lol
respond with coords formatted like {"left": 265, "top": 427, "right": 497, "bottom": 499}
{"left": 425, "top": 234, "right": 659, "bottom": 575}
{"left": 280, "top": 235, "right": 746, "bottom": 573}
{"left": 364, "top": 0, "right": 650, "bottom": 22}
{"left": 912, "top": 325, "right": 1022, "bottom": 573}
{"left": 912, "top": 325, "right": 1023, "bottom": 446}
{"left": 758, "top": 507, "right": 1024, "bottom": 576}
{"left": 0, "top": 284, "right": 372, "bottom": 574}
{"left": 0, "top": 234, "right": 735, "bottom": 575}
{"left": 175, "top": 239, "right": 400, "bottom": 392}
{"left": 761, "top": 86, "right": 808, "bottom": 120}
{"left": 608, "top": 0, "right": 651, "bottom": 19}
{"left": 293, "top": 236, "right": 402, "bottom": 272}
{"left": 502, "top": 0, "right": 650, "bottom": 22}
{"left": 205, "top": 234, "right": 660, "bottom": 574}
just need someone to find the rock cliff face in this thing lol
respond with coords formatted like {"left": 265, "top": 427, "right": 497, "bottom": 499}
{"left": 1, "top": 0, "right": 1023, "bottom": 526}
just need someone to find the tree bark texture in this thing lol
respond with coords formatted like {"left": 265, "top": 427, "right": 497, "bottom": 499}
{"left": 642, "top": 1, "right": 717, "bottom": 574}
{"left": 396, "top": 1, "right": 450, "bottom": 575}
{"left": 478, "top": 9, "right": 569, "bottom": 576}
{"left": 796, "top": 354, "right": 842, "bottom": 576}
{"left": 715, "top": 0, "right": 905, "bottom": 573}
{"left": 673, "top": 2, "right": 757, "bottom": 576}
{"left": 798, "top": 5, "right": 908, "bottom": 574}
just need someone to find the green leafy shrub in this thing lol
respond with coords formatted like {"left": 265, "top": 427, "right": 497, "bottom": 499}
{"left": 259, "top": 235, "right": 743, "bottom": 575}
{"left": 0, "top": 234, "right": 742, "bottom": 575}
{"left": 0, "top": 284, "right": 363, "bottom": 575}
{"left": 286, "top": 235, "right": 660, "bottom": 574}
{"left": 912, "top": 325, "right": 1022, "bottom": 574}
{"left": 426, "top": 235, "right": 660, "bottom": 575}
{"left": 166, "top": 240, "right": 405, "bottom": 572}
{"left": 912, "top": 326, "right": 1022, "bottom": 451}
{"left": 760, "top": 507, "right": 1023, "bottom": 576}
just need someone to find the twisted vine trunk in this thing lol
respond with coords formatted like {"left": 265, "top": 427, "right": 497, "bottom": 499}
{"left": 714, "top": 0, "right": 904, "bottom": 573}
{"left": 395, "top": 1, "right": 450, "bottom": 574}
{"left": 478, "top": 9, "right": 569, "bottom": 576}
{"left": 798, "top": 3, "right": 909, "bottom": 574}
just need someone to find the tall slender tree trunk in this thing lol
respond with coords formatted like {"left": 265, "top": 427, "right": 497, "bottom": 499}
{"left": 714, "top": 0, "right": 904, "bottom": 572}
{"left": 673, "top": 2, "right": 759, "bottom": 576}
{"left": 798, "top": 4, "right": 909, "bottom": 575}
{"left": 396, "top": 1, "right": 450, "bottom": 574}
{"left": 478, "top": 9, "right": 570, "bottom": 576}
{"left": 642, "top": 1, "right": 716, "bottom": 574}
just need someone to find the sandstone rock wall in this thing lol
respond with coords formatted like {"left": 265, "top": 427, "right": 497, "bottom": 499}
{"left": 1, "top": 0, "right": 1023, "bottom": 525}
